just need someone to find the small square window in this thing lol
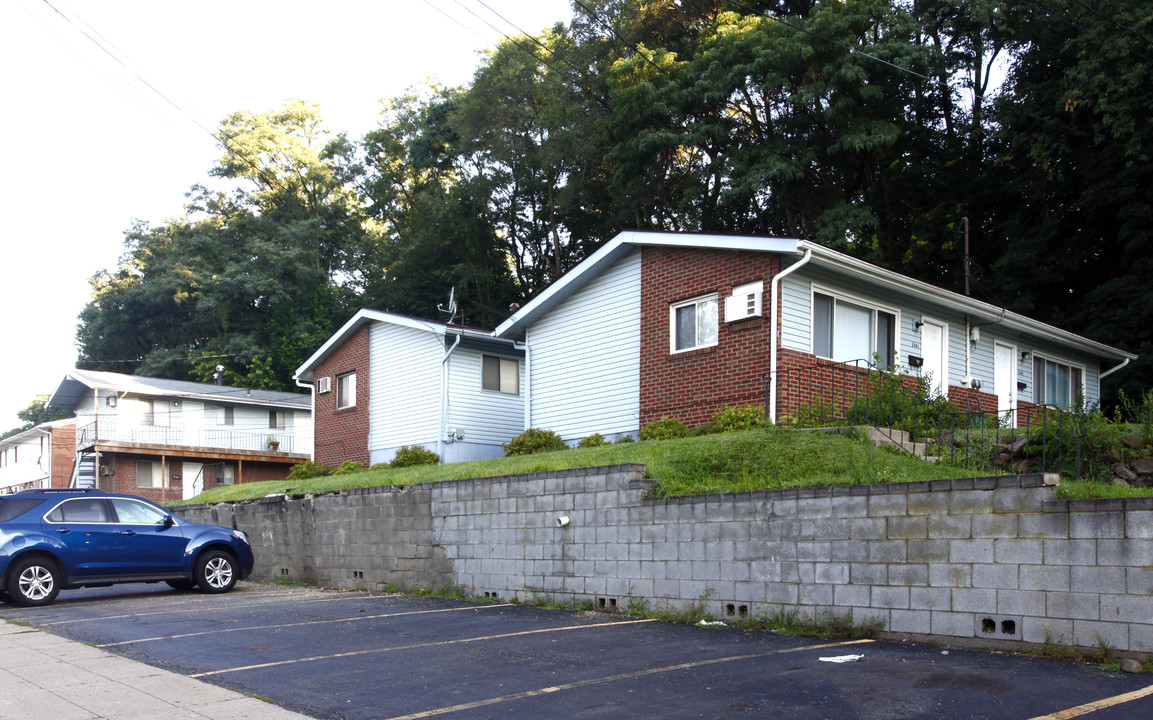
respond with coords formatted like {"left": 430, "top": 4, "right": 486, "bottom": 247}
{"left": 670, "top": 295, "right": 718, "bottom": 352}
{"left": 137, "top": 461, "right": 165, "bottom": 489}
{"left": 218, "top": 406, "right": 234, "bottom": 425}
{"left": 482, "top": 356, "right": 519, "bottom": 395}
{"left": 337, "top": 372, "right": 356, "bottom": 409}
{"left": 269, "top": 410, "right": 286, "bottom": 429}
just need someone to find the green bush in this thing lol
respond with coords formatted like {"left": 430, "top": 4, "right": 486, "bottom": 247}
{"left": 503, "top": 428, "right": 568, "bottom": 456}
{"left": 639, "top": 417, "right": 691, "bottom": 441}
{"left": 391, "top": 445, "right": 440, "bottom": 468}
{"left": 614, "top": 435, "right": 636, "bottom": 443}
{"left": 286, "top": 460, "right": 330, "bottom": 480}
{"left": 577, "top": 433, "right": 607, "bottom": 448}
{"left": 711, "top": 404, "right": 766, "bottom": 432}
{"left": 330, "top": 460, "right": 366, "bottom": 475}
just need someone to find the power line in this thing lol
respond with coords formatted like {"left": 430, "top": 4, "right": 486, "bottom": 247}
{"left": 1068, "top": 0, "right": 1153, "bottom": 50}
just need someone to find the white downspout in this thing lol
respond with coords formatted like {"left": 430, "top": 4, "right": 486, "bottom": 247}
{"left": 769, "top": 247, "right": 813, "bottom": 423}
{"left": 1099, "top": 357, "right": 1130, "bottom": 380}
{"left": 34, "top": 425, "right": 53, "bottom": 488}
{"left": 439, "top": 334, "right": 462, "bottom": 461}
{"left": 520, "top": 333, "right": 531, "bottom": 429}
{"left": 293, "top": 376, "right": 315, "bottom": 461}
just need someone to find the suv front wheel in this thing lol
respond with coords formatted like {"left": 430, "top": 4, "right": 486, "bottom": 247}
{"left": 195, "top": 550, "right": 238, "bottom": 594}
{"left": 8, "top": 555, "right": 62, "bottom": 606}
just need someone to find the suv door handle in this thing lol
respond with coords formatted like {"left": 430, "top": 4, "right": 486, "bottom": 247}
{"left": 55, "top": 528, "right": 71, "bottom": 534}
{"left": 120, "top": 530, "right": 137, "bottom": 536}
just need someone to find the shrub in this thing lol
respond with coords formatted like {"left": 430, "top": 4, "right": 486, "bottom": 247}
{"left": 330, "top": 460, "right": 366, "bottom": 475}
{"left": 639, "top": 417, "right": 691, "bottom": 441}
{"left": 503, "top": 428, "right": 568, "bottom": 456}
{"left": 286, "top": 460, "right": 329, "bottom": 480}
{"left": 390, "top": 445, "right": 440, "bottom": 468}
{"left": 711, "top": 405, "right": 766, "bottom": 432}
{"left": 614, "top": 435, "right": 636, "bottom": 443}
{"left": 577, "top": 433, "right": 607, "bottom": 448}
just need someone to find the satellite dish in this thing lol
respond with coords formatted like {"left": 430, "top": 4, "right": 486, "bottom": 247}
{"left": 437, "top": 287, "right": 458, "bottom": 324}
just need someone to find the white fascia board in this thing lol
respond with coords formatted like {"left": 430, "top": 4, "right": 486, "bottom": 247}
{"left": 799, "top": 241, "right": 1136, "bottom": 362}
{"left": 294, "top": 309, "right": 450, "bottom": 380}
{"left": 495, "top": 231, "right": 800, "bottom": 338}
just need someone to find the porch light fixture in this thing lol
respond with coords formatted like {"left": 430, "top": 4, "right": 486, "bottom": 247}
{"left": 1020, "top": 351, "right": 1032, "bottom": 361}
{"left": 913, "top": 321, "right": 924, "bottom": 331}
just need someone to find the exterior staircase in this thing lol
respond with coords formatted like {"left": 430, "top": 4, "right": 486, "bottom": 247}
{"left": 71, "top": 452, "right": 97, "bottom": 488}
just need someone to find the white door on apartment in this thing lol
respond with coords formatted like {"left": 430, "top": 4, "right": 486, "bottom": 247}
{"left": 183, "top": 462, "right": 203, "bottom": 500}
{"left": 994, "top": 343, "right": 1017, "bottom": 426}
{"left": 920, "top": 318, "right": 947, "bottom": 397}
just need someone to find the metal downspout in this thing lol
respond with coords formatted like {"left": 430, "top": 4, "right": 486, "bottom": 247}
{"left": 293, "top": 376, "right": 316, "bottom": 462}
{"left": 1099, "top": 357, "right": 1130, "bottom": 381}
{"left": 769, "top": 248, "right": 813, "bottom": 423}
{"left": 440, "top": 334, "right": 462, "bottom": 461}
{"left": 519, "top": 334, "right": 531, "bottom": 430}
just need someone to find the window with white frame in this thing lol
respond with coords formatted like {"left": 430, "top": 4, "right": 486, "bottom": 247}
{"left": 136, "top": 461, "right": 165, "bottom": 489}
{"left": 482, "top": 355, "right": 519, "bottom": 395}
{"left": 1033, "top": 356, "right": 1084, "bottom": 408}
{"left": 670, "top": 294, "right": 719, "bottom": 352}
{"left": 269, "top": 410, "right": 286, "bottom": 429}
{"left": 337, "top": 372, "right": 356, "bottom": 409}
{"left": 215, "top": 464, "right": 236, "bottom": 485}
{"left": 812, "top": 291, "right": 897, "bottom": 367}
{"left": 218, "top": 406, "right": 234, "bottom": 425}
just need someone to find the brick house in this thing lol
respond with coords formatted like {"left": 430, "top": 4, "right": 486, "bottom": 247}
{"left": 294, "top": 310, "right": 524, "bottom": 467}
{"left": 47, "top": 369, "right": 312, "bottom": 503}
{"left": 493, "top": 231, "right": 1134, "bottom": 443}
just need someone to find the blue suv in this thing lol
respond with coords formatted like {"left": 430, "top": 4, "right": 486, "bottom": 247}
{"left": 0, "top": 488, "right": 254, "bottom": 606}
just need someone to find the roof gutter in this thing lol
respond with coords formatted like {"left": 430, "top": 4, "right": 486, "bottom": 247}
{"left": 769, "top": 247, "right": 813, "bottom": 423}
{"left": 1099, "top": 357, "right": 1131, "bottom": 381}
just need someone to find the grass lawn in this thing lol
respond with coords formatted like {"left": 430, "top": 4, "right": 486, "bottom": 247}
{"left": 173, "top": 426, "right": 1027, "bottom": 506}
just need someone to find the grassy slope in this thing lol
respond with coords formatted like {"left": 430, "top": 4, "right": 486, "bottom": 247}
{"left": 175, "top": 427, "right": 1004, "bottom": 506}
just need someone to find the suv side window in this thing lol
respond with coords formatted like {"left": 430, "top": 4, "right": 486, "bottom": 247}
{"left": 46, "top": 498, "right": 112, "bottom": 523}
{"left": 110, "top": 498, "right": 169, "bottom": 525}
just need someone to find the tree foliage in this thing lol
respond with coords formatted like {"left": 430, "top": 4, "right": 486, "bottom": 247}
{"left": 75, "top": 2, "right": 1150, "bottom": 407}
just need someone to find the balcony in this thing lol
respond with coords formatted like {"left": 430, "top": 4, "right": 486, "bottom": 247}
{"left": 76, "top": 420, "right": 309, "bottom": 456}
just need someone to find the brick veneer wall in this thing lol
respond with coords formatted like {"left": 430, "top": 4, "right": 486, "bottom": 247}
{"left": 50, "top": 424, "right": 76, "bottom": 488}
{"left": 314, "top": 324, "right": 371, "bottom": 468}
{"left": 99, "top": 453, "right": 295, "bottom": 502}
{"left": 184, "top": 466, "right": 1153, "bottom": 653}
{"left": 639, "top": 247, "right": 780, "bottom": 426}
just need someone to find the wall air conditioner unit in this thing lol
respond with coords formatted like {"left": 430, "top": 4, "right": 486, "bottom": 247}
{"left": 725, "top": 280, "right": 763, "bottom": 322}
{"left": 100, "top": 466, "right": 113, "bottom": 476}
{"left": 317, "top": 376, "right": 332, "bottom": 394}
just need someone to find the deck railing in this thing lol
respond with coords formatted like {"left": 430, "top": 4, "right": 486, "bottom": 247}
{"left": 75, "top": 420, "right": 307, "bottom": 455}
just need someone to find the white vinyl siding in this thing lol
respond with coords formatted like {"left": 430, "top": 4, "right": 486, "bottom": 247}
{"left": 446, "top": 349, "right": 524, "bottom": 447}
{"left": 368, "top": 322, "right": 443, "bottom": 451}
{"left": 529, "top": 249, "right": 641, "bottom": 442}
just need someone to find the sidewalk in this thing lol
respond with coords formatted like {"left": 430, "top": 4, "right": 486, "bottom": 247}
{"left": 0, "top": 619, "right": 314, "bottom": 720}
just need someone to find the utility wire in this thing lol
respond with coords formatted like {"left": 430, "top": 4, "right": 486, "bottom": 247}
{"left": 720, "top": 0, "right": 931, "bottom": 81}
{"left": 1068, "top": 0, "right": 1153, "bottom": 50}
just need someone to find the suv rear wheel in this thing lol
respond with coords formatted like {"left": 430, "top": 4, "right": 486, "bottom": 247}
{"left": 8, "top": 556, "right": 62, "bottom": 606}
{"left": 195, "top": 550, "right": 237, "bottom": 593}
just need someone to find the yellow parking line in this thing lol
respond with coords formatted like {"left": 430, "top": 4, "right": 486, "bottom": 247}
{"left": 1027, "top": 683, "right": 1153, "bottom": 720}
{"left": 100, "top": 604, "right": 514, "bottom": 647}
{"left": 383, "top": 639, "right": 876, "bottom": 720}
{"left": 189, "top": 618, "right": 659, "bottom": 678}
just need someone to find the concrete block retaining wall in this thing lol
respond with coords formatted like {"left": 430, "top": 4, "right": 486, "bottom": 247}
{"left": 182, "top": 465, "right": 1153, "bottom": 652}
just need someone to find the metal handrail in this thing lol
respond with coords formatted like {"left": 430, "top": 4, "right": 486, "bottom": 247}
{"left": 764, "top": 361, "right": 1089, "bottom": 479}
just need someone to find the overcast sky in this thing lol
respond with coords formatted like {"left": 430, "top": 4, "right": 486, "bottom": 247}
{"left": 0, "top": 0, "right": 572, "bottom": 431}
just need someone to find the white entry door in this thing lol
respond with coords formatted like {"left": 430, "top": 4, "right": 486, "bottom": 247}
{"left": 920, "top": 318, "right": 948, "bottom": 397}
{"left": 183, "top": 462, "right": 203, "bottom": 500}
{"left": 994, "top": 343, "right": 1017, "bottom": 426}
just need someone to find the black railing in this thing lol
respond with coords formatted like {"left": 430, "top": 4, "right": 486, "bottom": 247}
{"left": 764, "top": 360, "right": 1089, "bottom": 480}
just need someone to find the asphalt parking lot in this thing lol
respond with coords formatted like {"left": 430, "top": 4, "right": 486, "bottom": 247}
{"left": 3, "top": 582, "right": 1153, "bottom": 720}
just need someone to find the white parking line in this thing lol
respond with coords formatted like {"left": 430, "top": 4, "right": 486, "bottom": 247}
{"left": 99, "top": 603, "right": 515, "bottom": 647}
{"left": 382, "top": 639, "right": 877, "bottom": 719}
{"left": 189, "top": 618, "right": 660, "bottom": 678}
